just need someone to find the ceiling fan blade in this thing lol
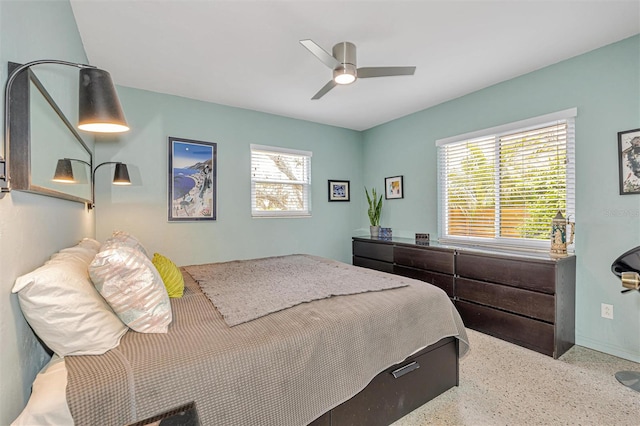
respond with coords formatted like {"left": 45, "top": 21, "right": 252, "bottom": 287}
{"left": 300, "top": 39, "right": 340, "bottom": 69}
{"left": 357, "top": 66, "right": 416, "bottom": 78}
{"left": 311, "top": 80, "right": 337, "bottom": 100}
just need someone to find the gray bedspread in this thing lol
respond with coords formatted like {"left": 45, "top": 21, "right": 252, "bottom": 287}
{"left": 186, "top": 255, "right": 409, "bottom": 326}
{"left": 65, "top": 256, "right": 468, "bottom": 426}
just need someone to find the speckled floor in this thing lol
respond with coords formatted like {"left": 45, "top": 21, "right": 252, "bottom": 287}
{"left": 392, "top": 329, "right": 640, "bottom": 426}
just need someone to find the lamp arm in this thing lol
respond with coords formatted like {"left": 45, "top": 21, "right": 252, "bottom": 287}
{"left": 91, "top": 161, "right": 123, "bottom": 209}
{"left": 63, "top": 157, "right": 91, "bottom": 167}
{"left": 1, "top": 60, "right": 97, "bottom": 193}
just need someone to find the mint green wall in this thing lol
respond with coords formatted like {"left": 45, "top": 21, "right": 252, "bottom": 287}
{"left": 1, "top": 1, "right": 637, "bottom": 422}
{"left": 0, "top": 1, "right": 95, "bottom": 424}
{"left": 95, "top": 87, "right": 364, "bottom": 266}
{"left": 362, "top": 35, "right": 640, "bottom": 362}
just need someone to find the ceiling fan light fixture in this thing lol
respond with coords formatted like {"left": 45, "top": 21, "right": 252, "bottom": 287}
{"left": 333, "top": 64, "right": 357, "bottom": 85}
{"left": 300, "top": 39, "right": 416, "bottom": 99}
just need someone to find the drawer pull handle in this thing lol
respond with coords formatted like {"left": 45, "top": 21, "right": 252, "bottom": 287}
{"left": 391, "top": 361, "right": 420, "bottom": 379}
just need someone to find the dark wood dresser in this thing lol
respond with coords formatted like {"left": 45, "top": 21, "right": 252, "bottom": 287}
{"left": 352, "top": 236, "right": 576, "bottom": 359}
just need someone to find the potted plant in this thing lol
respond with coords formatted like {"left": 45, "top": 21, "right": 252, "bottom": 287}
{"left": 365, "top": 187, "right": 383, "bottom": 237}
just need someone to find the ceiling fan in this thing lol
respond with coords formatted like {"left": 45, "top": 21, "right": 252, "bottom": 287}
{"left": 299, "top": 39, "right": 416, "bottom": 100}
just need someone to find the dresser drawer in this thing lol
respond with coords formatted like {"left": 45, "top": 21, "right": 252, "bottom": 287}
{"left": 394, "top": 246, "right": 454, "bottom": 275}
{"left": 456, "top": 277, "right": 555, "bottom": 323}
{"left": 328, "top": 337, "right": 458, "bottom": 426}
{"left": 455, "top": 300, "right": 555, "bottom": 357}
{"left": 353, "top": 240, "right": 394, "bottom": 262}
{"left": 456, "top": 252, "right": 556, "bottom": 294}
{"left": 353, "top": 256, "right": 393, "bottom": 273}
{"left": 394, "top": 265, "right": 454, "bottom": 297}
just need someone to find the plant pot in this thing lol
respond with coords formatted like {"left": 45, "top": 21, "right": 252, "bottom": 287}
{"left": 370, "top": 226, "right": 380, "bottom": 238}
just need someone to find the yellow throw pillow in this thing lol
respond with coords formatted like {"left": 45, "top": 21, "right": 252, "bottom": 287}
{"left": 152, "top": 253, "right": 184, "bottom": 298}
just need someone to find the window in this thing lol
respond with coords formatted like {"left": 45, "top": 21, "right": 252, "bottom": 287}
{"left": 251, "top": 144, "right": 312, "bottom": 217}
{"left": 436, "top": 109, "right": 576, "bottom": 251}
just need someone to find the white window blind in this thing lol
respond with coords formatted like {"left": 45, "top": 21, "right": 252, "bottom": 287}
{"left": 436, "top": 109, "right": 576, "bottom": 251}
{"left": 251, "top": 144, "right": 312, "bottom": 217}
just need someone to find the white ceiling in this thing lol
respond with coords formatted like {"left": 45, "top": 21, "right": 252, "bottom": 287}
{"left": 69, "top": 0, "right": 640, "bottom": 131}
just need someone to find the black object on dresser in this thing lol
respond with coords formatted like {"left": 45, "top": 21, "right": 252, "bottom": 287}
{"left": 353, "top": 236, "right": 576, "bottom": 359}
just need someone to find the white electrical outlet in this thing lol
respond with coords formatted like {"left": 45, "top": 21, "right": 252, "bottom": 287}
{"left": 601, "top": 303, "right": 614, "bottom": 319}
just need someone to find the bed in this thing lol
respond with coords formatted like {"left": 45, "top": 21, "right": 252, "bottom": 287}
{"left": 12, "top": 235, "right": 468, "bottom": 426}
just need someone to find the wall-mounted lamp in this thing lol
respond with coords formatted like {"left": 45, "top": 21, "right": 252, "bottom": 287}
{"left": 1, "top": 59, "right": 130, "bottom": 194}
{"left": 53, "top": 158, "right": 131, "bottom": 209}
{"left": 52, "top": 158, "right": 84, "bottom": 184}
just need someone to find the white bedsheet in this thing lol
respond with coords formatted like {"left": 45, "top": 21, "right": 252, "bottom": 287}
{"left": 12, "top": 355, "right": 73, "bottom": 426}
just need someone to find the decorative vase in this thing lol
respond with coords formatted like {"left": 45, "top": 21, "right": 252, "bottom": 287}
{"left": 550, "top": 210, "right": 574, "bottom": 257}
{"left": 370, "top": 226, "right": 380, "bottom": 238}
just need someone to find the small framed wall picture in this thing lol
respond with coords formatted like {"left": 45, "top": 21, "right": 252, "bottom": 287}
{"left": 328, "top": 180, "right": 350, "bottom": 202}
{"left": 385, "top": 175, "right": 404, "bottom": 199}
{"left": 618, "top": 128, "right": 640, "bottom": 195}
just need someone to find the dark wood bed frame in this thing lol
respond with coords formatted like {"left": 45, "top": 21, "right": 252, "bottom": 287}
{"left": 309, "top": 337, "right": 459, "bottom": 426}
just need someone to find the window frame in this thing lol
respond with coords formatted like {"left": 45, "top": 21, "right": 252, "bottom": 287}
{"left": 436, "top": 108, "right": 576, "bottom": 252}
{"left": 250, "top": 144, "right": 312, "bottom": 218}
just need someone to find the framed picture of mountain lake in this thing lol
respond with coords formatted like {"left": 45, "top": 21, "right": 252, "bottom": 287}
{"left": 168, "top": 137, "right": 217, "bottom": 221}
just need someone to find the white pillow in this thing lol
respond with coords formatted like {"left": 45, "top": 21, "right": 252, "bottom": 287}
{"left": 49, "top": 238, "right": 100, "bottom": 264}
{"left": 79, "top": 237, "right": 101, "bottom": 252}
{"left": 90, "top": 245, "right": 172, "bottom": 333}
{"left": 102, "top": 230, "right": 149, "bottom": 258}
{"left": 12, "top": 240, "right": 128, "bottom": 357}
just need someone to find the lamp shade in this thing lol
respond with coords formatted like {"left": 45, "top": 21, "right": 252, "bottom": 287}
{"left": 78, "top": 68, "right": 129, "bottom": 133}
{"left": 113, "top": 163, "right": 131, "bottom": 185}
{"left": 52, "top": 159, "right": 75, "bottom": 182}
